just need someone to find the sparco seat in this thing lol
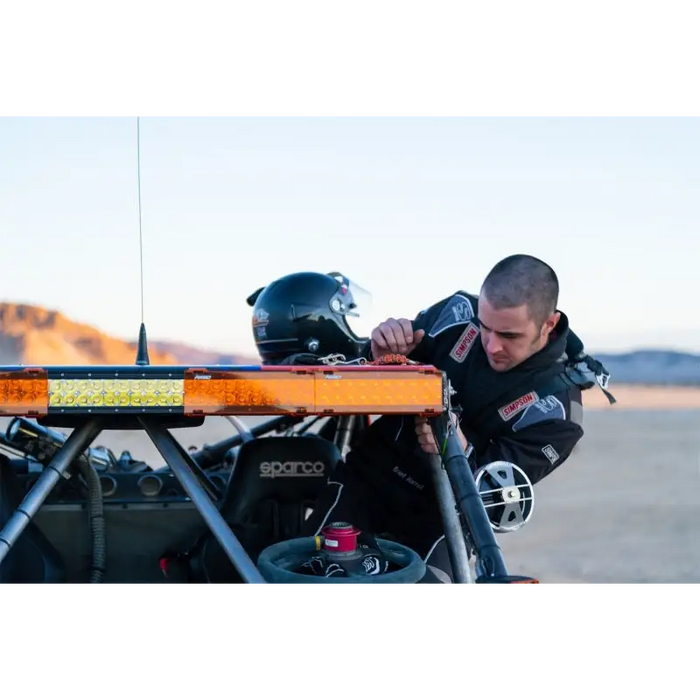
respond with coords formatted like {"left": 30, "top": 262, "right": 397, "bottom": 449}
{"left": 188, "top": 435, "right": 341, "bottom": 583}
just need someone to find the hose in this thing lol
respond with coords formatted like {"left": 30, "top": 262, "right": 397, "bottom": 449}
{"left": 78, "top": 459, "right": 106, "bottom": 583}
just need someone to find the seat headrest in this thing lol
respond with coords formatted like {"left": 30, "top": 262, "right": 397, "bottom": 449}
{"left": 220, "top": 436, "right": 341, "bottom": 518}
{"left": 235, "top": 435, "right": 341, "bottom": 473}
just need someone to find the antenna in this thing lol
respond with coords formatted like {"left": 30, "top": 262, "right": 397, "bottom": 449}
{"left": 134, "top": 116, "right": 150, "bottom": 366}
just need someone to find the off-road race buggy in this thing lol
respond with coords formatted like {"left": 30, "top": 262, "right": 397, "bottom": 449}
{"left": 0, "top": 340, "right": 540, "bottom": 585}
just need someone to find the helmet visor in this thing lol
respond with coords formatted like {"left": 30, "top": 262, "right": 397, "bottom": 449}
{"left": 328, "top": 272, "right": 375, "bottom": 339}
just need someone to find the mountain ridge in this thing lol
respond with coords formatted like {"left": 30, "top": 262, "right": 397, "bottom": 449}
{"left": 0, "top": 302, "right": 258, "bottom": 367}
{"left": 0, "top": 302, "right": 698, "bottom": 385}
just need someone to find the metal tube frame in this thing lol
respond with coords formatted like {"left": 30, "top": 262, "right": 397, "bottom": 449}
{"left": 149, "top": 427, "right": 223, "bottom": 502}
{"left": 0, "top": 417, "right": 105, "bottom": 566}
{"left": 427, "top": 453, "right": 473, "bottom": 583}
{"left": 333, "top": 415, "right": 356, "bottom": 457}
{"left": 138, "top": 417, "right": 266, "bottom": 584}
{"left": 429, "top": 412, "right": 510, "bottom": 580}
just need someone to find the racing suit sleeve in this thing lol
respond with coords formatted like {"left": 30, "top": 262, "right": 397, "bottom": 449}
{"left": 405, "top": 296, "right": 455, "bottom": 363}
{"left": 359, "top": 295, "right": 454, "bottom": 362}
{"left": 473, "top": 415, "right": 584, "bottom": 485}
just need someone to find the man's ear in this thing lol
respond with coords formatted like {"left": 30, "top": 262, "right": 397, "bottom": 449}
{"left": 543, "top": 311, "right": 560, "bottom": 335}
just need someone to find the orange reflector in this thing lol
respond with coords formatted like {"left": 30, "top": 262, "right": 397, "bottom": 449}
{"left": 183, "top": 367, "right": 445, "bottom": 416}
{"left": 0, "top": 369, "right": 49, "bottom": 416}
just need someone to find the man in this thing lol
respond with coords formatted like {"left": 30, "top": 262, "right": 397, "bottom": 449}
{"left": 301, "top": 254, "right": 614, "bottom": 582}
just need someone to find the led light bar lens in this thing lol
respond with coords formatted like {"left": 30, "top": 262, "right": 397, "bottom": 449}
{"left": 183, "top": 368, "right": 445, "bottom": 415}
{"left": 0, "top": 370, "right": 49, "bottom": 415}
{"left": 184, "top": 370, "right": 315, "bottom": 415}
{"left": 315, "top": 370, "right": 444, "bottom": 413}
{"left": 48, "top": 378, "right": 185, "bottom": 408}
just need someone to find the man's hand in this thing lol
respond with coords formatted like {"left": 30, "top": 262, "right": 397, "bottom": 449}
{"left": 370, "top": 318, "right": 425, "bottom": 358}
{"left": 414, "top": 415, "right": 468, "bottom": 455}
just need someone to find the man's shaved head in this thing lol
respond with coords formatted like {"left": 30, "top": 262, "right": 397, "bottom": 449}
{"left": 480, "top": 254, "right": 559, "bottom": 327}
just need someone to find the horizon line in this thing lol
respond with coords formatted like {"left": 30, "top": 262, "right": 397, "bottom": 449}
{"left": 1, "top": 298, "right": 698, "bottom": 358}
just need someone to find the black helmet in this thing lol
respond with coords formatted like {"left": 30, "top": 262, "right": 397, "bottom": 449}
{"left": 246, "top": 271, "right": 372, "bottom": 364}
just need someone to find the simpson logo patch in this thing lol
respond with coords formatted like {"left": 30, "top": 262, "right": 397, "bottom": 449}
{"left": 512, "top": 395, "right": 566, "bottom": 432}
{"left": 449, "top": 323, "right": 479, "bottom": 362}
{"left": 498, "top": 391, "right": 539, "bottom": 421}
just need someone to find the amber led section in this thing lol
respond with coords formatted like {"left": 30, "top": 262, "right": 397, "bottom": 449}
{"left": 183, "top": 367, "right": 445, "bottom": 415}
{"left": 0, "top": 369, "right": 49, "bottom": 416}
{"left": 315, "top": 370, "right": 444, "bottom": 413}
{"left": 183, "top": 369, "right": 316, "bottom": 415}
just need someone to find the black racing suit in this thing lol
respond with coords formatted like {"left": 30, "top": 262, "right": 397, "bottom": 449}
{"left": 302, "top": 291, "right": 611, "bottom": 581}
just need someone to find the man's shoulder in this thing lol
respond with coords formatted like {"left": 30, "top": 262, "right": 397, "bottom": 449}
{"left": 418, "top": 290, "right": 480, "bottom": 338}
{"left": 496, "top": 381, "right": 583, "bottom": 434}
{"left": 445, "top": 290, "right": 479, "bottom": 308}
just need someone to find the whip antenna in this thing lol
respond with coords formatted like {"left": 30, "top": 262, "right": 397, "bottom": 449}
{"left": 134, "top": 116, "right": 150, "bottom": 366}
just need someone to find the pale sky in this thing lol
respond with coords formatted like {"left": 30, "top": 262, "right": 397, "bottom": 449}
{"left": 1, "top": 117, "right": 698, "bottom": 356}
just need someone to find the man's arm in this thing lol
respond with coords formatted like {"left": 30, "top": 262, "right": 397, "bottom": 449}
{"left": 364, "top": 294, "right": 458, "bottom": 362}
{"left": 474, "top": 417, "right": 584, "bottom": 485}
{"left": 415, "top": 396, "right": 584, "bottom": 486}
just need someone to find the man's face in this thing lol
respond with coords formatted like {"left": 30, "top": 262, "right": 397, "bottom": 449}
{"left": 478, "top": 293, "right": 560, "bottom": 372}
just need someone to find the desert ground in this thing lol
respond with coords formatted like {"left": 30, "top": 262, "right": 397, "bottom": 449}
{"left": 2, "top": 384, "right": 699, "bottom": 583}
{"left": 498, "top": 405, "right": 700, "bottom": 583}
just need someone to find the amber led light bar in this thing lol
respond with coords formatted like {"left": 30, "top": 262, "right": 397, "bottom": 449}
{"left": 0, "top": 365, "right": 448, "bottom": 417}
{"left": 0, "top": 369, "right": 49, "bottom": 416}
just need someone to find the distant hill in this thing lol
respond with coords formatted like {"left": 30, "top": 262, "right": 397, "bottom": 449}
{"left": 594, "top": 350, "right": 700, "bottom": 387}
{"left": 0, "top": 303, "right": 257, "bottom": 366}
{"left": 0, "top": 302, "right": 697, "bottom": 385}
